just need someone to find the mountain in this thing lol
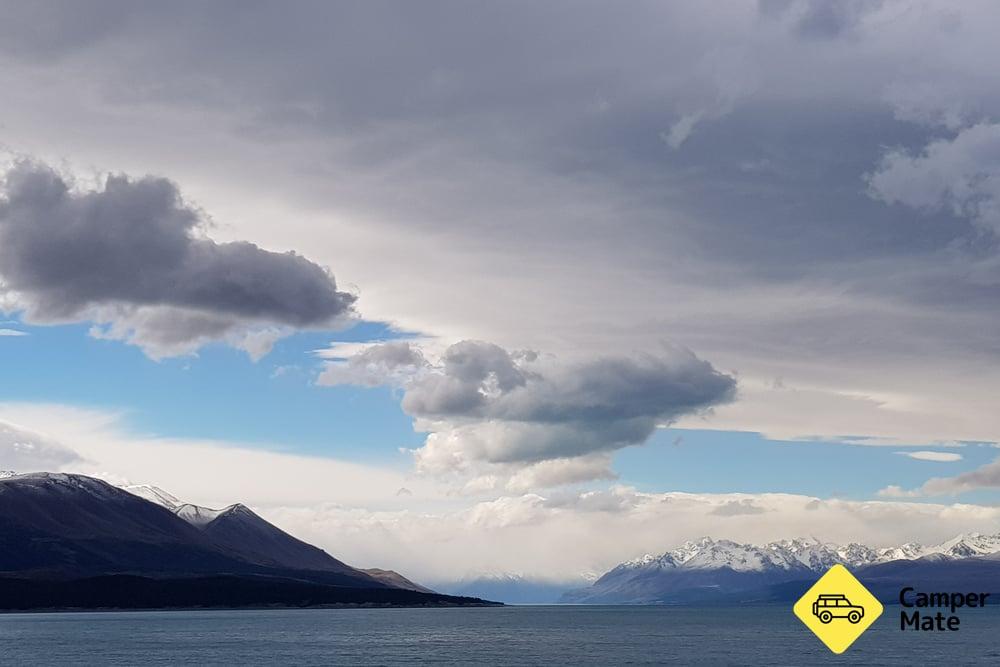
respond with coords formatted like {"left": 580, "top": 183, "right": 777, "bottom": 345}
{"left": 434, "top": 573, "right": 592, "bottom": 604}
{"left": 123, "top": 483, "right": 425, "bottom": 587}
{"left": 0, "top": 472, "right": 247, "bottom": 578}
{"left": 0, "top": 472, "right": 493, "bottom": 609}
{"left": 563, "top": 534, "right": 1000, "bottom": 604}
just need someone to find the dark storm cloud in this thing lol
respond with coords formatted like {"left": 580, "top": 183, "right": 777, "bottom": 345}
{"left": 0, "top": 161, "right": 355, "bottom": 355}
{"left": 402, "top": 341, "right": 735, "bottom": 427}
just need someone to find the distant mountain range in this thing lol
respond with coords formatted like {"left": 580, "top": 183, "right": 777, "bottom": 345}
{"left": 0, "top": 472, "right": 494, "bottom": 610}
{"left": 433, "top": 573, "right": 594, "bottom": 604}
{"left": 563, "top": 535, "right": 1000, "bottom": 604}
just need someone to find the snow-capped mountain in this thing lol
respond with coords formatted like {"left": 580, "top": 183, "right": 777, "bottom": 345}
{"left": 563, "top": 533, "right": 1000, "bottom": 604}
{"left": 610, "top": 533, "right": 1000, "bottom": 576}
{"left": 930, "top": 533, "right": 1000, "bottom": 558}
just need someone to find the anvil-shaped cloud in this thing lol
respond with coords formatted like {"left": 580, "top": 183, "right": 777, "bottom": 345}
{"left": 321, "top": 341, "right": 735, "bottom": 488}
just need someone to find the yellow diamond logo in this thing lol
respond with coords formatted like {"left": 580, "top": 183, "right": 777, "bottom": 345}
{"left": 793, "top": 564, "right": 883, "bottom": 654}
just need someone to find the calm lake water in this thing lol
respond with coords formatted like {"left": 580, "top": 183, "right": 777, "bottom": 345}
{"left": 1, "top": 605, "right": 997, "bottom": 665}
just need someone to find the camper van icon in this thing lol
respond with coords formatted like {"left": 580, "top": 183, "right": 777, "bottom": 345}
{"left": 812, "top": 594, "right": 865, "bottom": 624}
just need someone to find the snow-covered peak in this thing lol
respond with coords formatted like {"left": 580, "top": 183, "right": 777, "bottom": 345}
{"left": 876, "top": 542, "right": 926, "bottom": 562}
{"left": 834, "top": 543, "right": 880, "bottom": 567}
{"left": 678, "top": 538, "right": 804, "bottom": 572}
{"left": 174, "top": 503, "right": 229, "bottom": 527}
{"left": 123, "top": 484, "right": 183, "bottom": 510}
{"left": 220, "top": 503, "right": 256, "bottom": 520}
{"left": 927, "top": 533, "right": 1000, "bottom": 558}
{"left": 622, "top": 553, "right": 661, "bottom": 568}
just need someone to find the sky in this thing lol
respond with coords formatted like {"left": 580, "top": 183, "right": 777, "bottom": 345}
{"left": 3, "top": 0, "right": 1000, "bottom": 582}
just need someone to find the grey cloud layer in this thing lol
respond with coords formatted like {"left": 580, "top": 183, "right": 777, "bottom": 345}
{"left": 3, "top": 1, "right": 1000, "bottom": 480}
{"left": 0, "top": 162, "right": 355, "bottom": 356}
{"left": 321, "top": 341, "right": 735, "bottom": 483}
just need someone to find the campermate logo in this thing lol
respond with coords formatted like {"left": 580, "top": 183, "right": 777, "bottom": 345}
{"left": 793, "top": 564, "right": 883, "bottom": 654}
{"left": 898, "top": 587, "right": 990, "bottom": 631}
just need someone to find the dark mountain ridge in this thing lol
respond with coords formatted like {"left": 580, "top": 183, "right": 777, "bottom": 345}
{"left": 0, "top": 472, "right": 496, "bottom": 609}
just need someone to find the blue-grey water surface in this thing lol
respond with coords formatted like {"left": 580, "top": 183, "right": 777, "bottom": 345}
{"left": 1, "top": 605, "right": 997, "bottom": 665}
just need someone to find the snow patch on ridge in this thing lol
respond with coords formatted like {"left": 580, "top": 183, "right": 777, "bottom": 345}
{"left": 175, "top": 503, "right": 229, "bottom": 527}
{"left": 124, "top": 484, "right": 183, "bottom": 510}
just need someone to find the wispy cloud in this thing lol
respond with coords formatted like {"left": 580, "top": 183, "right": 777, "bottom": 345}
{"left": 921, "top": 456, "right": 1000, "bottom": 496}
{"left": 898, "top": 450, "right": 963, "bottom": 463}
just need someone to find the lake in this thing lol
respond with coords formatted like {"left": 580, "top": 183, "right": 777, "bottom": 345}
{"left": 1, "top": 605, "right": 996, "bottom": 665}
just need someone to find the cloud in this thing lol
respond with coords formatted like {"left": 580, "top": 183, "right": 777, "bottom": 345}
{"left": 876, "top": 485, "right": 921, "bottom": 499}
{"left": 5, "top": 2, "right": 1000, "bottom": 451}
{"left": 676, "top": 379, "right": 998, "bottom": 448}
{"left": 0, "top": 420, "right": 82, "bottom": 471}
{"left": 920, "top": 456, "right": 1000, "bottom": 496}
{"left": 867, "top": 123, "right": 1000, "bottom": 232}
{"left": 758, "top": 0, "right": 884, "bottom": 40}
{"left": 710, "top": 499, "right": 769, "bottom": 516}
{"left": 320, "top": 340, "right": 735, "bottom": 487}
{"left": 0, "top": 328, "right": 26, "bottom": 336}
{"left": 884, "top": 80, "right": 973, "bottom": 130}
{"left": 898, "top": 450, "right": 963, "bottom": 462}
{"left": 504, "top": 456, "right": 618, "bottom": 494}
{"left": 0, "top": 161, "right": 356, "bottom": 358}
{"left": 661, "top": 47, "right": 758, "bottom": 149}
{"left": 319, "top": 340, "right": 427, "bottom": 387}
{"left": 0, "top": 402, "right": 435, "bottom": 510}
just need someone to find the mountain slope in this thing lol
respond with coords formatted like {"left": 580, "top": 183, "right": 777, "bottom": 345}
{"left": 362, "top": 568, "right": 435, "bottom": 593}
{"left": 0, "top": 473, "right": 243, "bottom": 577}
{"left": 127, "top": 484, "right": 426, "bottom": 589}
{"left": 198, "top": 503, "right": 360, "bottom": 575}
{"left": 0, "top": 473, "right": 377, "bottom": 585}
